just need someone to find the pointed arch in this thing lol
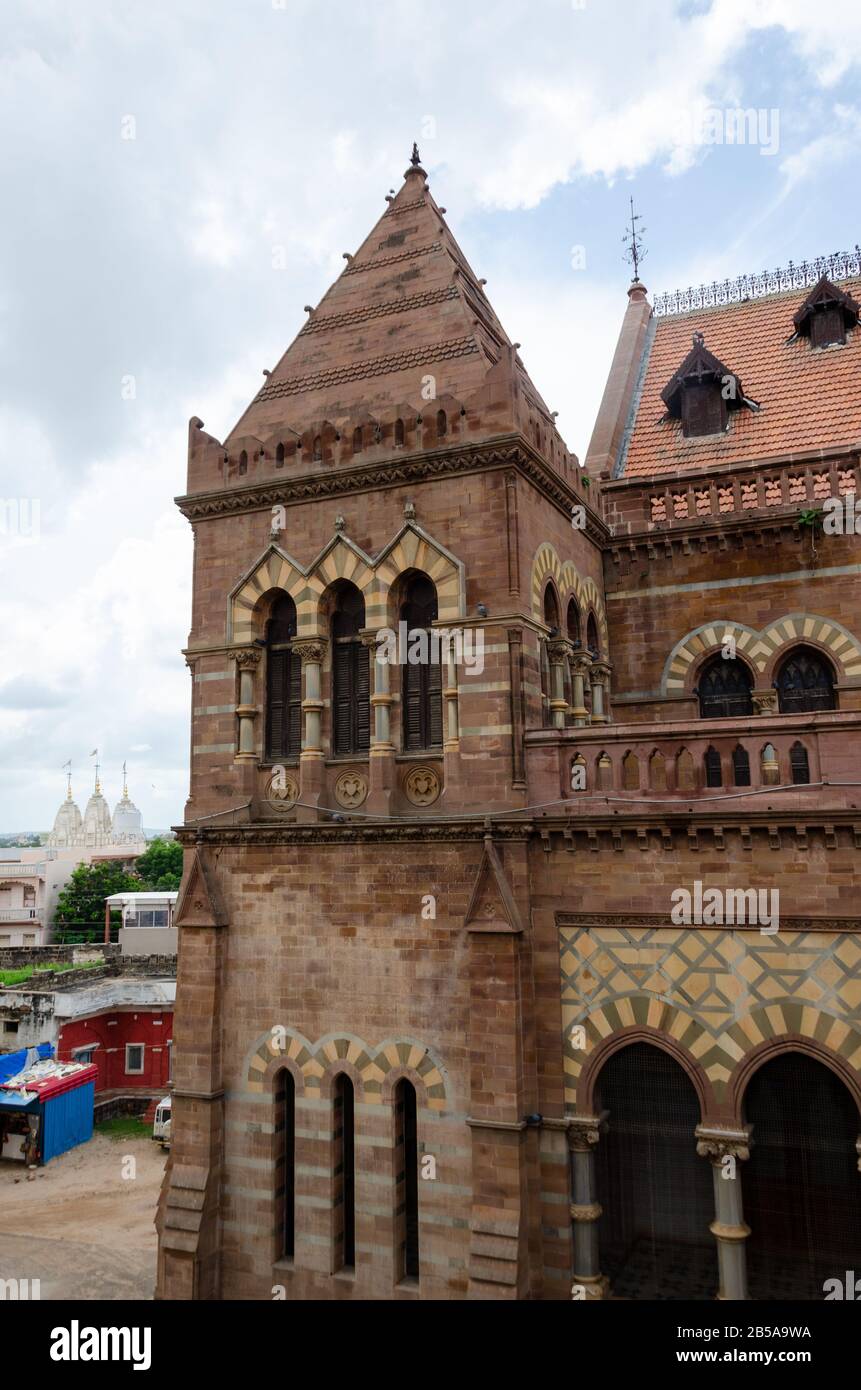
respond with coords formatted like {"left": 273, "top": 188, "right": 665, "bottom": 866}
{"left": 530, "top": 543, "right": 609, "bottom": 653}
{"left": 663, "top": 615, "right": 861, "bottom": 695}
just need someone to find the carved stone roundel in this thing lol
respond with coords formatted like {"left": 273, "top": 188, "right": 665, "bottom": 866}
{"left": 335, "top": 770, "right": 368, "bottom": 809}
{"left": 266, "top": 771, "right": 299, "bottom": 810}
{"left": 404, "top": 766, "right": 441, "bottom": 807}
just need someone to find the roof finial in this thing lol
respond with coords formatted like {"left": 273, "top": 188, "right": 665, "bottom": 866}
{"left": 122, "top": 759, "right": 128, "bottom": 800}
{"left": 410, "top": 142, "right": 421, "bottom": 167}
{"left": 63, "top": 759, "right": 72, "bottom": 800}
{"left": 622, "top": 195, "right": 647, "bottom": 283}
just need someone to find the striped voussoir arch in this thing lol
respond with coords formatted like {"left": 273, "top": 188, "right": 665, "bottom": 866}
{"left": 229, "top": 523, "right": 463, "bottom": 643}
{"left": 662, "top": 613, "right": 861, "bottom": 694}
{"left": 245, "top": 1028, "right": 449, "bottom": 1110}
{"left": 563, "top": 995, "right": 861, "bottom": 1109}
{"left": 530, "top": 543, "right": 608, "bottom": 647}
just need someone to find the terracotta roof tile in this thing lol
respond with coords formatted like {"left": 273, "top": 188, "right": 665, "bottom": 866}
{"left": 622, "top": 278, "right": 861, "bottom": 478}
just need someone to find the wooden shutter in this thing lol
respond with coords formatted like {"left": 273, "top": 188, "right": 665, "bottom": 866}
{"left": 287, "top": 652, "right": 302, "bottom": 754}
{"left": 403, "top": 654, "right": 424, "bottom": 751}
{"left": 427, "top": 655, "right": 443, "bottom": 747}
{"left": 355, "top": 643, "right": 370, "bottom": 751}
{"left": 267, "top": 648, "right": 301, "bottom": 758}
{"left": 266, "top": 650, "right": 287, "bottom": 760}
{"left": 333, "top": 643, "right": 353, "bottom": 755}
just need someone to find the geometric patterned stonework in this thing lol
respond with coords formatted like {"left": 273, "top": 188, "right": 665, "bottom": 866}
{"left": 229, "top": 521, "right": 464, "bottom": 644}
{"left": 244, "top": 1028, "right": 449, "bottom": 1110}
{"left": 560, "top": 924, "right": 861, "bottom": 1106}
{"left": 662, "top": 613, "right": 861, "bottom": 693}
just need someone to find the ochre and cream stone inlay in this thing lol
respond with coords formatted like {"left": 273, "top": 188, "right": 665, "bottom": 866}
{"left": 559, "top": 924, "right": 861, "bottom": 1105}
{"left": 530, "top": 542, "right": 608, "bottom": 649}
{"left": 662, "top": 613, "right": 861, "bottom": 693}
{"left": 229, "top": 522, "right": 463, "bottom": 645}
{"left": 244, "top": 1028, "right": 449, "bottom": 1109}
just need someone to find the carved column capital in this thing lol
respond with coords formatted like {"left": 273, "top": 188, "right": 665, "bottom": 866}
{"left": 590, "top": 661, "right": 612, "bottom": 684}
{"left": 569, "top": 652, "right": 594, "bottom": 679}
{"left": 752, "top": 689, "right": 778, "bottom": 715}
{"left": 547, "top": 639, "right": 572, "bottom": 666}
{"left": 233, "top": 646, "right": 262, "bottom": 669}
{"left": 293, "top": 639, "right": 327, "bottom": 665}
{"left": 567, "top": 1114, "right": 606, "bottom": 1153}
{"left": 695, "top": 1124, "right": 752, "bottom": 1163}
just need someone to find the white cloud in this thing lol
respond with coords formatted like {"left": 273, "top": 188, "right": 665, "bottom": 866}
{"left": 2, "top": 0, "right": 861, "bottom": 827}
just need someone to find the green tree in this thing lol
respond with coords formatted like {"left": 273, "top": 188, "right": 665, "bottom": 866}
{"left": 54, "top": 861, "right": 142, "bottom": 926}
{"left": 134, "top": 836, "right": 183, "bottom": 891}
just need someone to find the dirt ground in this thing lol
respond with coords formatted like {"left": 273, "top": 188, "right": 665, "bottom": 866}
{"left": 0, "top": 1133, "right": 165, "bottom": 1300}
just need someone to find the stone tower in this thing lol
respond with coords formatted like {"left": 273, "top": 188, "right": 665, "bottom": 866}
{"left": 159, "top": 149, "right": 861, "bottom": 1302}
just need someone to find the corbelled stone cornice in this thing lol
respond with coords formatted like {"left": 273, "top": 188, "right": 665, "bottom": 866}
{"left": 175, "top": 435, "right": 608, "bottom": 544}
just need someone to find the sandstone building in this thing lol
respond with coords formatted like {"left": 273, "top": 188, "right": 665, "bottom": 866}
{"left": 158, "top": 149, "right": 861, "bottom": 1301}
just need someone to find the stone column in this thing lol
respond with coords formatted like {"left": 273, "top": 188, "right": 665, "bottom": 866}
{"left": 548, "top": 640, "right": 571, "bottom": 731}
{"left": 568, "top": 1115, "right": 608, "bottom": 1300}
{"left": 233, "top": 648, "right": 261, "bottom": 761}
{"left": 569, "top": 653, "right": 592, "bottom": 728}
{"left": 364, "top": 631, "right": 395, "bottom": 817}
{"left": 752, "top": 690, "right": 778, "bottom": 716}
{"left": 293, "top": 639, "right": 327, "bottom": 820}
{"left": 696, "top": 1125, "right": 752, "bottom": 1301}
{"left": 589, "top": 661, "right": 612, "bottom": 725}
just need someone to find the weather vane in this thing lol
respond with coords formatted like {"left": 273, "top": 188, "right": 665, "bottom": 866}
{"left": 410, "top": 142, "right": 421, "bottom": 167}
{"left": 622, "top": 196, "right": 647, "bottom": 282}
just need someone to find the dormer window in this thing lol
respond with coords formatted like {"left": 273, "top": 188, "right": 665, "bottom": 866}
{"left": 792, "top": 275, "right": 859, "bottom": 349}
{"left": 660, "top": 332, "right": 753, "bottom": 439}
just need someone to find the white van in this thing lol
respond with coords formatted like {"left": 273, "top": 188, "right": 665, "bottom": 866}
{"left": 153, "top": 1096, "right": 171, "bottom": 1148}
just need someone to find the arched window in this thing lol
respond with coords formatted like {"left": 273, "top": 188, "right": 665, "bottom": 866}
{"left": 265, "top": 595, "right": 301, "bottom": 760}
{"left": 790, "top": 741, "right": 811, "bottom": 784}
{"left": 353, "top": 426, "right": 363, "bottom": 454}
{"left": 276, "top": 443, "right": 285, "bottom": 468}
{"left": 401, "top": 575, "right": 443, "bottom": 751}
{"left": 623, "top": 751, "right": 639, "bottom": 790}
{"left": 697, "top": 655, "right": 753, "bottom": 718}
{"left": 704, "top": 746, "right": 722, "bottom": 788}
{"left": 776, "top": 647, "right": 836, "bottom": 714}
{"left": 436, "top": 410, "right": 447, "bottom": 439}
{"left": 239, "top": 449, "right": 248, "bottom": 475}
{"left": 587, "top": 613, "right": 600, "bottom": 657}
{"left": 331, "top": 585, "right": 370, "bottom": 756}
{"left": 334, "top": 1074, "right": 355, "bottom": 1271}
{"left": 733, "top": 745, "right": 751, "bottom": 786}
{"left": 596, "top": 752, "right": 612, "bottom": 791}
{"left": 567, "top": 598, "right": 581, "bottom": 646}
{"left": 394, "top": 418, "right": 405, "bottom": 448}
{"left": 275, "top": 1070, "right": 295, "bottom": 1261}
{"left": 543, "top": 585, "right": 560, "bottom": 634}
{"left": 395, "top": 1079, "right": 419, "bottom": 1282}
{"left": 312, "top": 435, "right": 322, "bottom": 462}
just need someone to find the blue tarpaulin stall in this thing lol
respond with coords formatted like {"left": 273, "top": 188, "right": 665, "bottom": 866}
{"left": 0, "top": 1047, "right": 96, "bottom": 1164}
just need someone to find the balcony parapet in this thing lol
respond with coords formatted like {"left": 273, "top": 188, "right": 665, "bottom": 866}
{"left": 525, "top": 709, "right": 861, "bottom": 805}
{"left": 601, "top": 451, "right": 860, "bottom": 535}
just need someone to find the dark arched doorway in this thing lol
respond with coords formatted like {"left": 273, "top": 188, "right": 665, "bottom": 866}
{"left": 595, "top": 1043, "right": 715, "bottom": 1299}
{"left": 743, "top": 1052, "right": 861, "bottom": 1300}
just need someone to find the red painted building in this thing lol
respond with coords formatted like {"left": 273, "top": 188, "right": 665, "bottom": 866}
{"left": 57, "top": 1001, "right": 174, "bottom": 1093}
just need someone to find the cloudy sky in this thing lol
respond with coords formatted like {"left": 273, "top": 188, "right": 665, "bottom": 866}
{"left": 1, "top": 0, "right": 860, "bottom": 830}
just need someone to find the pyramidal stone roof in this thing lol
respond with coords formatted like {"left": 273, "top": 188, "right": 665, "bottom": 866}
{"left": 224, "top": 150, "right": 556, "bottom": 447}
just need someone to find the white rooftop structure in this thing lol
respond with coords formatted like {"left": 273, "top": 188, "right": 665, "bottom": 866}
{"left": 47, "top": 766, "right": 146, "bottom": 853}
